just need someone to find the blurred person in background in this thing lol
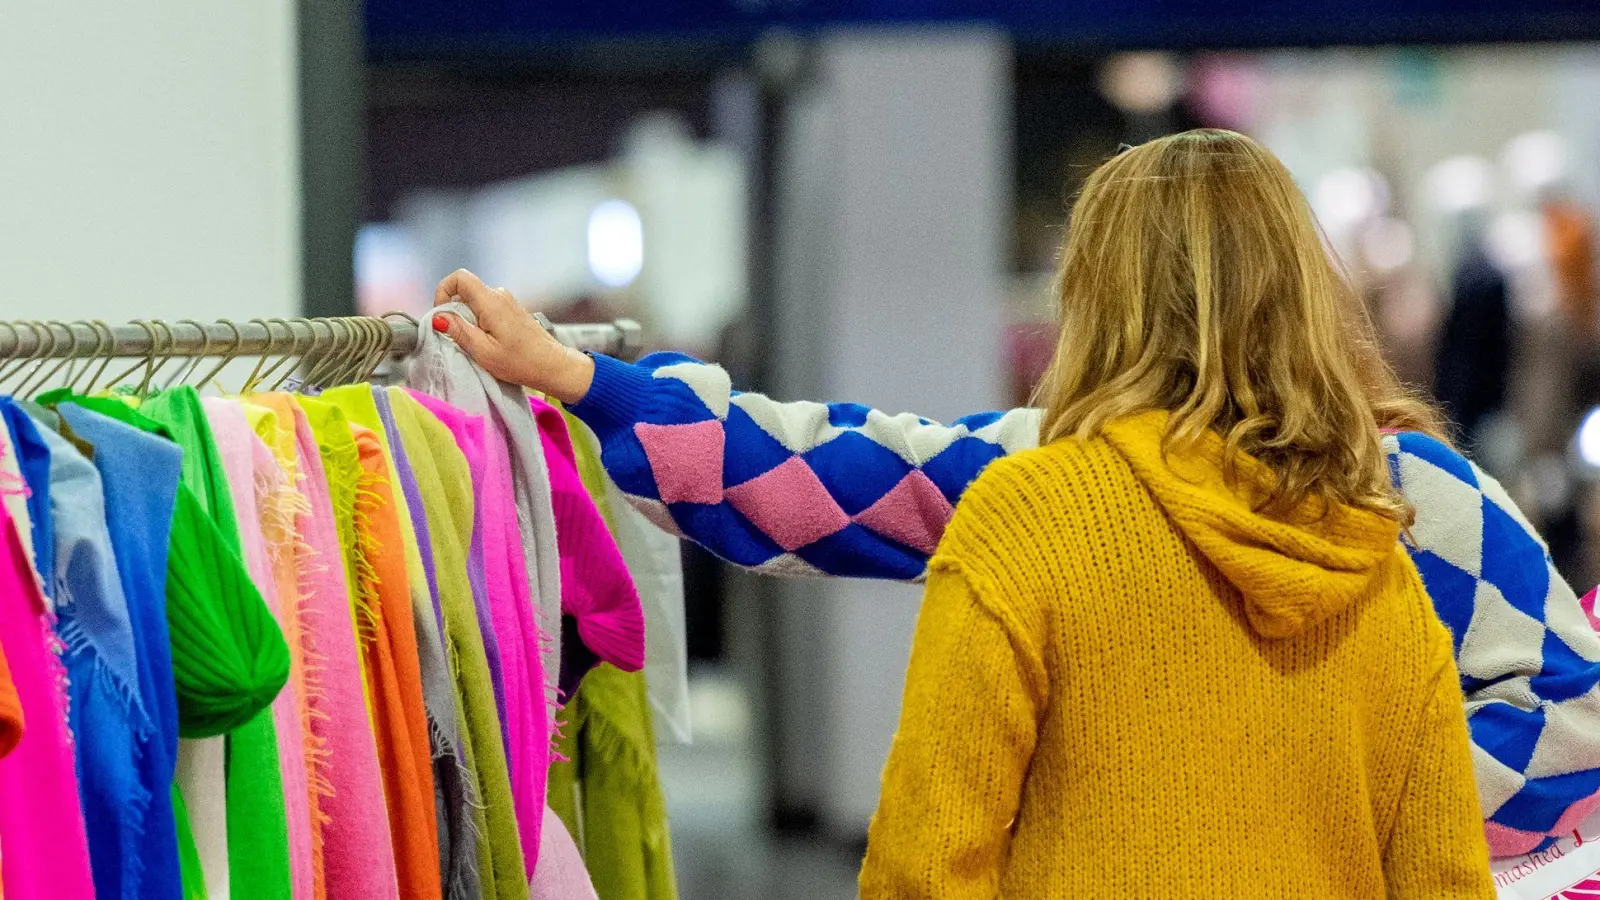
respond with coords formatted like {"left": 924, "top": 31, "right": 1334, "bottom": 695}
{"left": 435, "top": 130, "right": 1600, "bottom": 883}
{"left": 1434, "top": 212, "right": 1512, "bottom": 453}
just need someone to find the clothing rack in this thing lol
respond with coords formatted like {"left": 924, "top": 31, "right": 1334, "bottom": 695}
{"left": 0, "top": 316, "right": 645, "bottom": 362}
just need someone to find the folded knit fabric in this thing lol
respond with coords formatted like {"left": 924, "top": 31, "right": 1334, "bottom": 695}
{"left": 204, "top": 398, "right": 316, "bottom": 900}
{"left": 51, "top": 403, "right": 191, "bottom": 900}
{"left": 143, "top": 387, "right": 292, "bottom": 900}
{"left": 387, "top": 388, "right": 526, "bottom": 900}
{"left": 368, "top": 387, "right": 475, "bottom": 900}
{"left": 410, "top": 303, "right": 564, "bottom": 712}
{"left": 408, "top": 388, "right": 547, "bottom": 878}
{"left": 31, "top": 414, "right": 161, "bottom": 900}
{"left": 0, "top": 490, "right": 96, "bottom": 900}
{"left": 529, "top": 397, "right": 644, "bottom": 698}
{"left": 258, "top": 394, "right": 399, "bottom": 900}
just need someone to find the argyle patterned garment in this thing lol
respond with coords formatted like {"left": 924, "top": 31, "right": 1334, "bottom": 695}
{"left": 567, "top": 351, "right": 1600, "bottom": 856}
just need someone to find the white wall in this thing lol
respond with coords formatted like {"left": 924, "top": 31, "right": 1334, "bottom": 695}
{"left": 771, "top": 28, "right": 1011, "bottom": 836}
{"left": 0, "top": 0, "right": 301, "bottom": 322}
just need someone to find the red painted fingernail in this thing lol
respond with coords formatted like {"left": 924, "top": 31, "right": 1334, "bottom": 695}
{"left": 431, "top": 314, "right": 449, "bottom": 332}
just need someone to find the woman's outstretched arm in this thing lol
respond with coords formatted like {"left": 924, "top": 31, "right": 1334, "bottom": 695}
{"left": 432, "top": 269, "right": 1600, "bottom": 853}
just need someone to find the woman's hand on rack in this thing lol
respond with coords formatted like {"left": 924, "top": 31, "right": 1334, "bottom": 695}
{"left": 430, "top": 269, "right": 596, "bottom": 404}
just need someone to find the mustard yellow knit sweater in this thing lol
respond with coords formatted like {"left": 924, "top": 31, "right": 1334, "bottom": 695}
{"left": 860, "top": 412, "right": 1494, "bottom": 899}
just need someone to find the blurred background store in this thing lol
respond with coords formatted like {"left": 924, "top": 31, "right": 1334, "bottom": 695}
{"left": 7, "top": 3, "right": 1600, "bottom": 896}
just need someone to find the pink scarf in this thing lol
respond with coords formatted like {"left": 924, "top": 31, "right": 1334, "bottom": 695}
{"left": 0, "top": 499, "right": 96, "bottom": 899}
{"left": 529, "top": 807, "right": 598, "bottom": 900}
{"left": 270, "top": 396, "right": 400, "bottom": 900}
{"left": 203, "top": 398, "right": 317, "bottom": 900}
{"left": 406, "top": 390, "right": 549, "bottom": 877}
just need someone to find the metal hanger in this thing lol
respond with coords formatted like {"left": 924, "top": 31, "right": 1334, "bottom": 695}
{"left": 249, "top": 319, "right": 305, "bottom": 394}
{"left": 161, "top": 319, "right": 217, "bottom": 390}
{"left": 18, "top": 322, "right": 83, "bottom": 398}
{"left": 335, "top": 317, "right": 383, "bottom": 386}
{"left": 75, "top": 321, "right": 117, "bottom": 395}
{"left": 297, "top": 318, "right": 344, "bottom": 391}
{"left": 361, "top": 316, "right": 398, "bottom": 383}
{"left": 0, "top": 322, "right": 55, "bottom": 394}
{"left": 188, "top": 320, "right": 245, "bottom": 394}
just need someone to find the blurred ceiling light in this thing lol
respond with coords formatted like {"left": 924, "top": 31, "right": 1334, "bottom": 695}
{"left": 1422, "top": 155, "right": 1494, "bottom": 214}
{"left": 1099, "top": 52, "right": 1182, "bottom": 114}
{"left": 1577, "top": 406, "right": 1600, "bottom": 471}
{"left": 587, "top": 199, "right": 644, "bottom": 288}
{"left": 1314, "top": 167, "right": 1388, "bottom": 230}
{"left": 1486, "top": 210, "right": 1545, "bottom": 272}
{"left": 1361, "top": 217, "right": 1415, "bottom": 272}
{"left": 1503, "top": 130, "right": 1569, "bottom": 194}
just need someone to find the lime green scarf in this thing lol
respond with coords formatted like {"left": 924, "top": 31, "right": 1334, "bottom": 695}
{"left": 548, "top": 408, "right": 678, "bottom": 900}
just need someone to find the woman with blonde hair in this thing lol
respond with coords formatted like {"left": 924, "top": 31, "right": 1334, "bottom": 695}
{"left": 439, "top": 130, "right": 1600, "bottom": 894}
{"left": 853, "top": 129, "right": 1492, "bottom": 895}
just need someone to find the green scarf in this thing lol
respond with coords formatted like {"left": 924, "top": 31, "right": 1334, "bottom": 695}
{"left": 548, "top": 408, "right": 678, "bottom": 900}
{"left": 387, "top": 388, "right": 528, "bottom": 900}
{"left": 43, "top": 388, "right": 292, "bottom": 900}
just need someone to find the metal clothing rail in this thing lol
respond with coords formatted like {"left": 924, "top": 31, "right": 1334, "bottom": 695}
{"left": 0, "top": 316, "right": 645, "bottom": 362}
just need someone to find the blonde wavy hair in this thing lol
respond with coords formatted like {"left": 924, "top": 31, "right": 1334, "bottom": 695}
{"left": 1034, "top": 129, "right": 1447, "bottom": 522}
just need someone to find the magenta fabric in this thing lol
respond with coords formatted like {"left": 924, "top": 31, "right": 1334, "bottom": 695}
{"left": 406, "top": 389, "right": 548, "bottom": 878}
{"left": 283, "top": 401, "right": 400, "bottom": 900}
{"left": 203, "top": 398, "right": 316, "bottom": 900}
{"left": 529, "top": 397, "right": 645, "bottom": 677}
{"left": 0, "top": 499, "right": 96, "bottom": 900}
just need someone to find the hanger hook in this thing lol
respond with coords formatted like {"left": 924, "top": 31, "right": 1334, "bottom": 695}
{"left": 287, "top": 318, "right": 337, "bottom": 391}
{"left": 161, "top": 320, "right": 216, "bottom": 390}
{"left": 0, "top": 321, "right": 34, "bottom": 389}
{"left": 71, "top": 321, "right": 115, "bottom": 394}
{"left": 361, "top": 317, "right": 398, "bottom": 383}
{"left": 1, "top": 322, "right": 56, "bottom": 393}
{"left": 18, "top": 322, "right": 83, "bottom": 398}
{"left": 239, "top": 318, "right": 282, "bottom": 394}
{"left": 267, "top": 319, "right": 315, "bottom": 392}
{"left": 135, "top": 320, "right": 178, "bottom": 397}
{"left": 189, "top": 320, "right": 244, "bottom": 394}
{"left": 254, "top": 319, "right": 305, "bottom": 394}
{"left": 334, "top": 317, "right": 380, "bottom": 387}
{"left": 302, "top": 317, "right": 351, "bottom": 390}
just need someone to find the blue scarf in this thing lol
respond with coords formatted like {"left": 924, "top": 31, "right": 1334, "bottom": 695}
{"left": 53, "top": 403, "right": 187, "bottom": 900}
{"left": 33, "top": 413, "right": 164, "bottom": 900}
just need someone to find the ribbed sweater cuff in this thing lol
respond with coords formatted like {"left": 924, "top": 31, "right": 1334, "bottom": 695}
{"left": 568, "top": 353, "right": 656, "bottom": 438}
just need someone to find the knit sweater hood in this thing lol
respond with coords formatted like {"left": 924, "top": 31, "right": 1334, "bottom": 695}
{"left": 1101, "top": 412, "right": 1401, "bottom": 639}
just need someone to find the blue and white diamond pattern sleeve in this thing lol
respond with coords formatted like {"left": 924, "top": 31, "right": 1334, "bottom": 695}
{"left": 567, "top": 352, "right": 1043, "bottom": 580}
{"left": 1387, "top": 431, "right": 1600, "bottom": 856}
